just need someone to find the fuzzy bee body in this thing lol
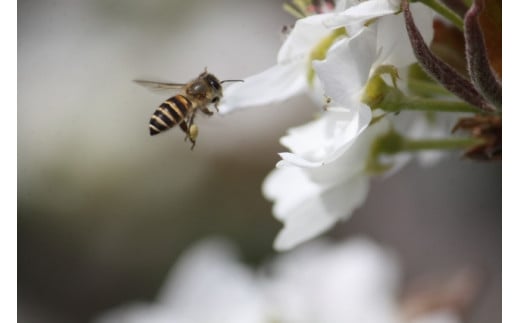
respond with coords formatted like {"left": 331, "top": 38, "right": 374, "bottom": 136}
{"left": 149, "top": 94, "right": 192, "bottom": 136}
{"left": 135, "top": 70, "right": 237, "bottom": 149}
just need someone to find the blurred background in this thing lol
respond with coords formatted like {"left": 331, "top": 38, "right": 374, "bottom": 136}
{"left": 18, "top": 0, "right": 500, "bottom": 322}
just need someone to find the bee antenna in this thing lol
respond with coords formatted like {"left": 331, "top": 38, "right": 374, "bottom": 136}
{"left": 220, "top": 79, "right": 244, "bottom": 84}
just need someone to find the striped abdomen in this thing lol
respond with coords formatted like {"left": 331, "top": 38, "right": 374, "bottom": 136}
{"left": 149, "top": 95, "right": 192, "bottom": 136}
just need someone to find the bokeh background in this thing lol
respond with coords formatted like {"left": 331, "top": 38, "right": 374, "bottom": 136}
{"left": 18, "top": 0, "right": 501, "bottom": 322}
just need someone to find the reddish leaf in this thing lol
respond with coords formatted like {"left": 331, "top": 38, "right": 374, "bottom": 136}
{"left": 464, "top": 0, "right": 502, "bottom": 108}
{"left": 478, "top": 0, "right": 502, "bottom": 78}
{"left": 402, "top": 0, "right": 495, "bottom": 112}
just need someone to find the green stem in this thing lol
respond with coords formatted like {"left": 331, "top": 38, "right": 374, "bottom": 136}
{"left": 407, "top": 78, "right": 453, "bottom": 97}
{"left": 363, "top": 76, "right": 480, "bottom": 114}
{"left": 392, "top": 97, "right": 481, "bottom": 113}
{"left": 413, "top": 0, "right": 464, "bottom": 30}
{"left": 365, "top": 129, "right": 482, "bottom": 174}
{"left": 401, "top": 137, "right": 482, "bottom": 151}
{"left": 462, "top": 0, "right": 473, "bottom": 7}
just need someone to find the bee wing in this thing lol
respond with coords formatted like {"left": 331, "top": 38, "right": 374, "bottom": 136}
{"left": 133, "top": 80, "right": 186, "bottom": 94}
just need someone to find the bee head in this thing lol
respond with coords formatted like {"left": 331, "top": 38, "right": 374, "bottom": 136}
{"left": 202, "top": 73, "right": 223, "bottom": 104}
{"left": 197, "top": 70, "right": 243, "bottom": 105}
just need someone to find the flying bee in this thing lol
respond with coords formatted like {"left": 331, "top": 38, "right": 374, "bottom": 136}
{"left": 134, "top": 70, "right": 242, "bottom": 149}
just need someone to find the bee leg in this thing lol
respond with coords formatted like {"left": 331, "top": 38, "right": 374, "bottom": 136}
{"left": 200, "top": 106, "right": 214, "bottom": 116}
{"left": 179, "top": 121, "right": 197, "bottom": 149}
{"left": 188, "top": 124, "right": 198, "bottom": 150}
{"left": 182, "top": 113, "right": 199, "bottom": 150}
{"left": 187, "top": 115, "right": 198, "bottom": 149}
{"left": 179, "top": 121, "right": 189, "bottom": 140}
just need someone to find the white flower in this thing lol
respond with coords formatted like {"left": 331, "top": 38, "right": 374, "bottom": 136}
{"left": 95, "top": 237, "right": 465, "bottom": 323}
{"left": 217, "top": 3, "right": 340, "bottom": 113}
{"left": 313, "top": 3, "right": 435, "bottom": 107}
{"left": 262, "top": 237, "right": 401, "bottom": 323}
{"left": 218, "top": 0, "right": 404, "bottom": 114}
{"left": 95, "top": 238, "right": 269, "bottom": 323}
{"left": 262, "top": 1, "right": 434, "bottom": 251}
{"left": 264, "top": 118, "right": 390, "bottom": 250}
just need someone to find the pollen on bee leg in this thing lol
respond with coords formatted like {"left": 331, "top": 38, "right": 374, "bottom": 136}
{"left": 188, "top": 124, "right": 199, "bottom": 149}
{"left": 189, "top": 124, "right": 198, "bottom": 139}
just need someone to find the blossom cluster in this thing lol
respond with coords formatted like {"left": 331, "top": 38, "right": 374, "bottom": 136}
{"left": 218, "top": 0, "right": 501, "bottom": 250}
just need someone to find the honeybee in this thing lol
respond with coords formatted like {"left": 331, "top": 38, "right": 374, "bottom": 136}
{"left": 134, "top": 70, "right": 242, "bottom": 150}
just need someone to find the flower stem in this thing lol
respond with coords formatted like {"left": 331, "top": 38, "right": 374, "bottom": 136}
{"left": 395, "top": 97, "right": 481, "bottom": 113}
{"left": 407, "top": 78, "right": 452, "bottom": 97}
{"left": 412, "top": 0, "right": 464, "bottom": 30}
{"left": 462, "top": 0, "right": 473, "bottom": 7}
{"left": 400, "top": 137, "right": 482, "bottom": 151}
{"left": 363, "top": 76, "right": 482, "bottom": 114}
{"left": 365, "top": 129, "right": 482, "bottom": 173}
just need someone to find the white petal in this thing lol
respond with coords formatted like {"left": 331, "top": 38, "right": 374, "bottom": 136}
{"left": 263, "top": 167, "right": 370, "bottom": 251}
{"left": 303, "top": 116, "right": 391, "bottom": 183}
{"left": 219, "top": 62, "right": 306, "bottom": 114}
{"left": 278, "top": 104, "right": 371, "bottom": 167}
{"left": 277, "top": 14, "right": 334, "bottom": 64}
{"left": 313, "top": 27, "right": 377, "bottom": 106}
{"left": 263, "top": 166, "right": 324, "bottom": 221}
{"left": 375, "top": 3, "right": 434, "bottom": 68}
{"left": 265, "top": 238, "right": 401, "bottom": 321}
{"left": 275, "top": 175, "right": 370, "bottom": 251}
{"left": 323, "top": 0, "right": 400, "bottom": 32}
{"left": 95, "top": 238, "right": 267, "bottom": 323}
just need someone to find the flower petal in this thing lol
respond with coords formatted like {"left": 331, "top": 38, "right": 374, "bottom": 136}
{"left": 263, "top": 166, "right": 324, "bottom": 221}
{"left": 302, "top": 116, "right": 390, "bottom": 183}
{"left": 266, "top": 170, "right": 370, "bottom": 251}
{"left": 313, "top": 27, "right": 377, "bottom": 106}
{"left": 265, "top": 238, "right": 400, "bottom": 321}
{"left": 96, "top": 238, "right": 267, "bottom": 323}
{"left": 321, "top": 0, "right": 400, "bottom": 33}
{"left": 277, "top": 104, "right": 371, "bottom": 167}
{"left": 277, "top": 15, "right": 333, "bottom": 64}
{"left": 375, "top": 2, "right": 434, "bottom": 68}
{"left": 219, "top": 62, "right": 306, "bottom": 114}
{"left": 263, "top": 166, "right": 371, "bottom": 251}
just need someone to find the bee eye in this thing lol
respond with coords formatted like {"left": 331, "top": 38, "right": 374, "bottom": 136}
{"left": 206, "top": 75, "right": 221, "bottom": 91}
{"left": 209, "top": 79, "right": 220, "bottom": 90}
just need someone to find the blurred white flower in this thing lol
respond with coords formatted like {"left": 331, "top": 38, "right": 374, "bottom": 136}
{"left": 262, "top": 237, "right": 401, "bottom": 323}
{"left": 95, "top": 237, "right": 465, "bottom": 323}
{"left": 95, "top": 238, "right": 269, "bottom": 323}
